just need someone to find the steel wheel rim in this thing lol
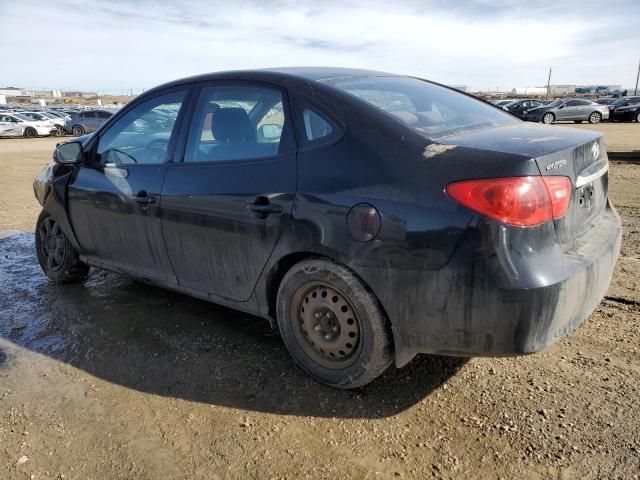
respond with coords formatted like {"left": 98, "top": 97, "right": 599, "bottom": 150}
{"left": 39, "top": 217, "right": 66, "bottom": 271}
{"left": 290, "top": 282, "right": 361, "bottom": 369}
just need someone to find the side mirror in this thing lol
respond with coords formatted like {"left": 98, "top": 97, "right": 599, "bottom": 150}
{"left": 258, "top": 123, "right": 283, "bottom": 141}
{"left": 54, "top": 141, "right": 83, "bottom": 164}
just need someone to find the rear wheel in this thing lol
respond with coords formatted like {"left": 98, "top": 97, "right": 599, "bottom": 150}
{"left": 636, "top": 111, "right": 640, "bottom": 123}
{"left": 55, "top": 125, "right": 65, "bottom": 136}
{"left": 542, "top": 112, "right": 555, "bottom": 124}
{"left": 276, "top": 258, "right": 393, "bottom": 389}
{"left": 24, "top": 127, "right": 37, "bottom": 138}
{"left": 71, "top": 125, "right": 85, "bottom": 136}
{"left": 35, "top": 210, "right": 89, "bottom": 283}
{"left": 588, "top": 112, "right": 602, "bottom": 124}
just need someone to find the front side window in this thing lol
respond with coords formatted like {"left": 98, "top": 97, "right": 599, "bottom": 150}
{"left": 96, "top": 90, "right": 186, "bottom": 165}
{"left": 185, "top": 85, "right": 287, "bottom": 162}
{"left": 329, "top": 76, "right": 518, "bottom": 138}
{"left": 97, "top": 111, "right": 112, "bottom": 119}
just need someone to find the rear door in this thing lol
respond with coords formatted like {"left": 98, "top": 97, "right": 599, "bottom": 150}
{"left": 161, "top": 82, "right": 297, "bottom": 301}
{"left": 67, "top": 88, "right": 191, "bottom": 282}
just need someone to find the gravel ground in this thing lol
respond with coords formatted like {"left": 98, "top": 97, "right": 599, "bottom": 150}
{"left": 0, "top": 127, "right": 639, "bottom": 479}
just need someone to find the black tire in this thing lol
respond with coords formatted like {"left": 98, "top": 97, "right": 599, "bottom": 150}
{"left": 636, "top": 111, "right": 640, "bottom": 123}
{"left": 542, "top": 112, "right": 555, "bottom": 124}
{"left": 276, "top": 258, "right": 393, "bottom": 389}
{"left": 35, "top": 210, "right": 89, "bottom": 284}
{"left": 588, "top": 112, "right": 602, "bottom": 124}
{"left": 71, "top": 125, "right": 85, "bottom": 136}
{"left": 24, "top": 127, "right": 37, "bottom": 138}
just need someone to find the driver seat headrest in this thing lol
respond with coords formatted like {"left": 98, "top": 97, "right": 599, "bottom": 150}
{"left": 212, "top": 107, "right": 256, "bottom": 143}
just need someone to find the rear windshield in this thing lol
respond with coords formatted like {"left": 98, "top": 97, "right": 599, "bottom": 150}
{"left": 328, "top": 76, "right": 518, "bottom": 138}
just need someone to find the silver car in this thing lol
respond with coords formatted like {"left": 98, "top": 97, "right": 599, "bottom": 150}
{"left": 64, "top": 109, "right": 114, "bottom": 136}
{"left": 523, "top": 98, "right": 610, "bottom": 124}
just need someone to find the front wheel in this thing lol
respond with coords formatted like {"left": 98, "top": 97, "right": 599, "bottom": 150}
{"left": 636, "top": 111, "right": 640, "bottom": 123}
{"left": 542, "top": 112, "right": 555, "bottom": 124}
{"left": 35, "top": 210, "right": 89, "bottom": 283}
{"left": 588, "top": 112, "right": 602, "bottom": 124}
{"left": 24, "top": 127, "right": 37, "bottom": 138}
{"left": 71, "top": 125, "right": 85, "bottom": 136}
{"left": 277, "top": 258, "right": 394, "bottom": 389}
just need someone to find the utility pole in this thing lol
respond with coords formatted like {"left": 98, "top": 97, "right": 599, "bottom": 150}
{"left": 546, "top": 68, "right": 552, "bottom": 99}
{"left": 635, "top": 58, "right": 639, "bottom": 95}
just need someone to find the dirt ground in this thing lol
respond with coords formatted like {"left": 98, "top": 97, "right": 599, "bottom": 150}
{"left": 0, "top": 124, "right": 639, "bottom": 479}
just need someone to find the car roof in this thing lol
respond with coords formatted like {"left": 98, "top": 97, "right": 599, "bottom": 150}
{"left": 145, "top": 67, "right": 401, "bottom": 96}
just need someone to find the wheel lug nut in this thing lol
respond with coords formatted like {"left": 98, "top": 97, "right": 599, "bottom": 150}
{"left": 327, "top": 312, "right": 333, "bottom": 318}
{"left": 324, "top": 334, "right": 332, "bottom": 341}
{"left": 332, "top": 326, "right": 339, "bottom": 332}
{"left": 315, "top": 312, "right": 321, "bottom": 319}
{"left": 314, "top": 324, "right": 322, "bottom": 332}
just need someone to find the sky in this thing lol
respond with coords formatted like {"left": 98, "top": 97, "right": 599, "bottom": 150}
{"left": 2, "top": 0, "right": 639, "bottom": 93}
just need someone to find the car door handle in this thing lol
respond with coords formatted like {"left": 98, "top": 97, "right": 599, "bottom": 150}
{"left": 247, "top": 197, "right": 282, "bottom": 217}
{"left": 134, "top": 191, "right": 156, "bottom": 204}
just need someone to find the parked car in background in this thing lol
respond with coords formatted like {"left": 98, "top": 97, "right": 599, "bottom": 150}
{"left": 18, "top": 111, "right": 60, "bottom": 133}
{"left": 522, "top": 98, "right": 609, "bottom": 124}
{"left": 611, "top": 99, "right": 640, "bottom": 122}
{"left": 64, "top": 109, "right": 114, "bottom": 135}
{"left": 503, "top": 99, "right": 546, "bottom": 119}
{"left": 0, "top": 113, "right": 56, "bottom": 137}
{"left": 33, "top": 68, "right": 620, "bottom": 388}
{"left": 608, "top": 97, "right": 640, "bottom": 121}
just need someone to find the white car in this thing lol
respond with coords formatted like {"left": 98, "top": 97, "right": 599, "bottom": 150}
{"left": 18, "top": 111, "right": 61, "bottom": 134}
{"left": 0, "top": 113, "right": 56, "bottom": 137}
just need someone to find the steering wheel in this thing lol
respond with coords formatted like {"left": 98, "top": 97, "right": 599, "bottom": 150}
{"left": 142, "top": 138, "right": 169, "bottom": 164}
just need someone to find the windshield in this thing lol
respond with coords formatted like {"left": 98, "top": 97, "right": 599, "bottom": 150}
{"left": 329, "top": 76, "right": 518, "bottom": 138}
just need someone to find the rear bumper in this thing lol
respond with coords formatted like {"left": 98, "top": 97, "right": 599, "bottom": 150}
{"left": 356, "top": 203, "right": 622, "bottom": 366}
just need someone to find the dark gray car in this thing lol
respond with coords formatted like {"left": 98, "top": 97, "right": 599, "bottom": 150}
{"left": 64, "top": 109, "right": 114, "bottom": 136}
{"left": 523, "top": 98, "right": 610, "bottom": 124}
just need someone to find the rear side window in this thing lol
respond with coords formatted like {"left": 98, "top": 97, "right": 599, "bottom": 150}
{"left": 97, "top": 111, "right": 111, "bottom": 119}
{"left": 184, "top": 85, "right": 291, "bottom": 163}
{"left": 303, "top": 109, "right": 333, "bottom": 141}
{"left": 329, "top": 76, "right": 518, "bottom": 138}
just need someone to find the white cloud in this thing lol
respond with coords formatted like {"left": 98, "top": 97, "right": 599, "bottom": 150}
{"left": 2, "top": 0, "right": 639, "bottom": 92}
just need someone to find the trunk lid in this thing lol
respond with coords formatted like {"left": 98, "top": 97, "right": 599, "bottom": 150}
{"left": 440, "top": 123, "right": 608, "bottom": 248}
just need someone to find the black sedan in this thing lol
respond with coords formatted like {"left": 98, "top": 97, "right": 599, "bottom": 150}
{"left": 611, "top": 99, "right": 640, "bottom": 122}
{"left": 33, "top": 68, "right": 621, "bottom": 388}
{"left": 503, "top": 99, "right": 546, "bottom": 119}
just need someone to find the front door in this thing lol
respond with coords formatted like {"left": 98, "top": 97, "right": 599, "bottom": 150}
{"left": 67, "top": 89, "right": 190, "bottom": 282}
{"left": 161, "top": 83, "right": 297, "bottom": 301}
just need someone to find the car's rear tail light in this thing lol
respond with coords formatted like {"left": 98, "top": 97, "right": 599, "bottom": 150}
{"left": 446, "top": 176, "right": 571, "bottom": 227}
